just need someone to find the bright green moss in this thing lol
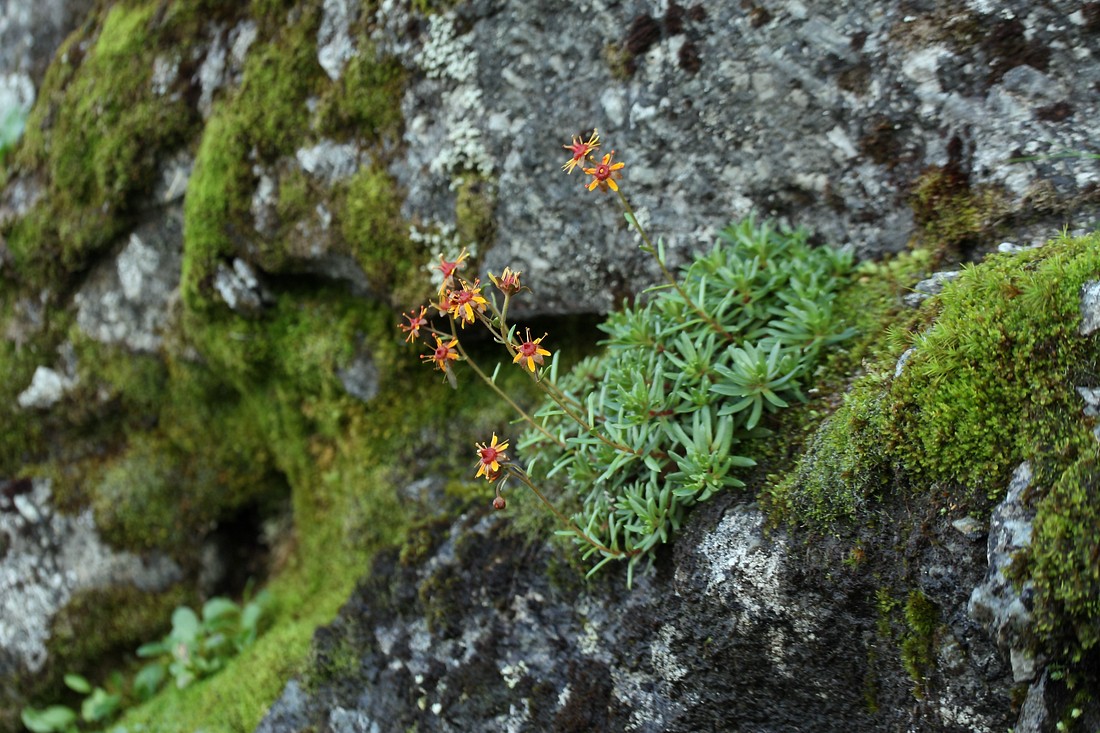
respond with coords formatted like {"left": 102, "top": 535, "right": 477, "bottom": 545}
{"left": 7, "top": 2, "right": 198, "bottom": 288}
{"left": 317, "top": 49, "right": 405, "bottom": 138}
{"left": 892, "top": 233, "right": 1099, "bottom": 498}
{"left": 776, "top": 232, "right": 1100, "bottom": 532}
{"left": 1025, "top": 456, "right": 1100, "bottom": 663}
{"left": 338, "top": 166, "right": 426, "bottom": 306}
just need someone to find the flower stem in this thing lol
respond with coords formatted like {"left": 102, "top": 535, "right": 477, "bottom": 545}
{"left": 615, "top": 188, "right": 733, "bottom": 341}
{"left": 507, "top": 466, "right": 633, "bottom": 559}
{"left": 449, "top": 322, "right": 568, "bottom": 450}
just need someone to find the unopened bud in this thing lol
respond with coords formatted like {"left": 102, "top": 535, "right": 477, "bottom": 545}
{"left": 492, "top": 495, "right": 507, "bottom": 511}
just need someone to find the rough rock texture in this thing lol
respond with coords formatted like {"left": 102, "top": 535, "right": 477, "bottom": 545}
{"left": 0, "top": 0, "right": 95, "bottom": 134}
{"left": 0, "top": 0, "right": 1098, "bottom": 730}
{"left": 968, "top": 462, "right": 1040, "bottom": 683}
{"left": 256, "top": 490, "right": 1021, "bottom": 733}
{"left": 74, "top": 210, "right": 185, "bottom": 353}
{"left": 0, "top": 478, "right": 180, "bottom": 677}
{"left": 377, "top": 0, "right": 1100, "bottom": 315}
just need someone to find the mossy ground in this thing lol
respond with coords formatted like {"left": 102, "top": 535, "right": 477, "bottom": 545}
{"left": 0, "top": 0, "right": 446, "bottom": 728}
{"left": 769, "top": 230, "right": 1100, "bottom": 703}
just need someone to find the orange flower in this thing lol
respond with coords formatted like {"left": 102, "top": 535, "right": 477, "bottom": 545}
{"left": 475, "top": 433, "right": 510, "bottom": 480}
{"left": 398, "top": 306, "right": 428, "bottom": 343}
{"left": 421, "top": 334, "right": 459, "bottom": 372}
{"left": 448, "top": 279, "right": 488, "bottom": 327}
{"left": 512, "top": 328, "right": 551, "bottom": 372}
{"left": 562, "top": 129, "right": 600, "bottom": 174}
{"left": 489, "top": 267, "right": 522, "bottom": 296}
{"left": 583, "top": 151, "right": 625, "bottom": 192}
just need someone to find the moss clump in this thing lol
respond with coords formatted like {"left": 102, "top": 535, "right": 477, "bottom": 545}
{"left": 5, "top": 2, "right": 204, "bottom": 289}
{"left": 891, "top": 234, "right": 1099, "bottom": 498}
{"left": 316, "top": 48, "right": 405, "bottom": 138}
{"left": 910, "top": 164, "right": 1008, "bottom": 256}
{"left": 43, "top": 584, "right": 192, "bottom": 695}
{"left": 768, "top": 373, "right": 896, "bottom": 528}
{"left": 338, "top": 166, "right": 426, "bottom": 306}
{"left": 777, "top": 232, "right": 1100, "bottom": 533}
{"left": 453, "top": 174, "right": 497, "bottom": 250}
{"left": 900, "top": 590, "right": 939, "bottom": 698}
{"left": 1023, "top": 456, "right": 1100, "bottom": 663}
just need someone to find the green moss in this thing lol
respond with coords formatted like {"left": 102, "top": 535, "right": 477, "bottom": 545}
{"left": 900, "top": 590, "right": 939, "bottom": 698}
{"left": 767, "top": 373, "right": 896, "bottom": 529}
{"left": 317, "top": 48, "right": 405, "bottom": 139}
{"left": 182, "top": 1, "right": 414, "bottom": 307}
{"left": 6, "top": 2, "right": 200, "bottom": 288}
{"left": 910, "top": 165, "right": 1007, "bottom": 256}
{"left": 338, "top": 166, "right": 426, "bottom": 306}
{"left": 44, "top": 584, "right": 192, "bottom": 693}
{"left": 1024, "top": 456, "right": 1100, "bottom": 663}
{"left": 453, "top": 174, "right": 497, "bottom": 250}
{"left": 891, "top": 233, "right": 1099, "bottom": 498}
{"left": 775, "top": 232, "right": 1100, "bottom": 534}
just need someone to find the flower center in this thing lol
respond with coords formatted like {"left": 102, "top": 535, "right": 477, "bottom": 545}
{"left": 520, "top": 341, "right": 538, "bottom": 356}
{"left": 434, "top": 345, "right": 449, "bottom": 359}
{"left": 595, "top": 163, "right": 611, "bottom": 180}
{"left": 455, "top": 290, "right": 473, "bottom": 304}
{"left": 481, "top": 447, "right": 499, "bottom": 463}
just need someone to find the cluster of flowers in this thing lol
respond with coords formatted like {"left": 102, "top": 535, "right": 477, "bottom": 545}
{"left": 399, "top": 128, "right": 625, "bottom": 496}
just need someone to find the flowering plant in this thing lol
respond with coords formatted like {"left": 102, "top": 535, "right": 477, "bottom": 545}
{"left": 400, "top": 129, "right": 855, "bottom": 584}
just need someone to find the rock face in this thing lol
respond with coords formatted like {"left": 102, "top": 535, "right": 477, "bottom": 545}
{"left": 0, "top": 478, "right": 180, "bottom": 677}
{"left": 380, "top": 0, "right": 1100, "bottom": 314}
{"left": 1, "top": 0, "right": 1099, "bottom": 730}
{"left": 256, "top": 493, "right": 1022, "bottom": 733}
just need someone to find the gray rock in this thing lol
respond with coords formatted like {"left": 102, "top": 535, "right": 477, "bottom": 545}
{"left": 16, "top": 365, "right": 75, "bottom": 410}
{"left": 967, "top": 462, "right": 1040, "bottom": 680}
{"left": 337, "top": 344, "right": 380, "bottom": 403}
{"left": 296, "top": 140, "right": 363, "bottom": 185}
{"left": 1077, "top": 386, "right": 1100, "bottom": 418}
{"left": 75, "top": 211, "right": 184, "bottom": 353}
{"left": 318, "top": 0, "right": 359, "bottom": 81}
{"left": 903, "top": 271, "right": 961, "bottom": 308}
{"left": 0, "top": 0, "right": 94, "bottom": 85}
{"left": 213, "top": 258, "right": 270, "bottom": 314}
{"left": 951, "top": 516, "right": 984, "bottom": 540}
{"left": 0, "top": 478, "right": 181, "bottom": 677}
{"left": 1080, "top": 280, "right": 1100, "bottom": 336}
{"left": 195, "top": 20, "right": 256, "bottom": 119}
{"left": 894, "top": 346, "right": 915, "bottom": 378}
{"left": 372, "top": 0, "right": 1100, "bottom": 316}
{"left": 256, "top": 496, "right": 1015, "bottom": 733}
{"left": 1014, "top": 670, "right": 1049, "bottom": 733}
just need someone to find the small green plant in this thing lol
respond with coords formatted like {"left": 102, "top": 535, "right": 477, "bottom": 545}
{"left": 0, "top": 104, "right": 26, "bottom": 157}
{"left": 136, "top": 591, "right": 272, "bottom": 691}
{"left": 398, "top": 129, "right": 854, "bottom": 583}
{"left": 21, "top": 674, "right": 121, "bottom": 733}
{"left": 21, "top": 592, "right": 271, "bottom": 732}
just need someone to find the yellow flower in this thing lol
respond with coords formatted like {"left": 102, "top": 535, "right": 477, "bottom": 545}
{"left": 475, "top": 433, "right": 510, "bottom": 480}
{"left": 512, "top": 328, "right": 551, "bottom": 372}
{"left": 447, "top": 279, "right": 489, "bottom": 327}
{"left": 583, "top": 151, "right": 625, "bottom": 192}
{"left": 562, "top": 129, "right": 600, "bottom": 174}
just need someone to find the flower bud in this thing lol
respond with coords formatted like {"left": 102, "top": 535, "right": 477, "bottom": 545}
{"left": 492, "top": 495, "right": 507, "bottom": 511}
